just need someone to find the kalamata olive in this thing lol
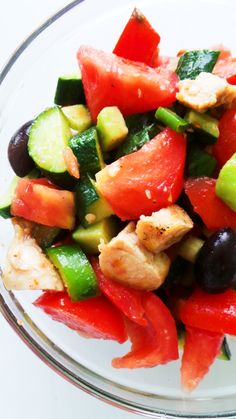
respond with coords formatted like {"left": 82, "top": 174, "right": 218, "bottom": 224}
{"left": 8, "top": 121, "right": 35, "bottom": 176}
{"left": 194, "top": 228, "right": 236, "bottom": 293}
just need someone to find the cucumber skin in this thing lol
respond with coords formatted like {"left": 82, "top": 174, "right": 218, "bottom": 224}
{"left": 69, "top": 127, "right": 104, "bottom": 176}
{"left": 54, "top": 77, "right": 85, "bottom": 106}
{"left": 116, "top": 123, "right": 159, "bottom": 158}
{"left": 46, "top": 244, "right": 99, "bottom": 301}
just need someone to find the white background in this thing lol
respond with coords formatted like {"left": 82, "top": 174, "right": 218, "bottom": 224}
{"left": 0, "top": 1, "right": 140, "bottom": 418}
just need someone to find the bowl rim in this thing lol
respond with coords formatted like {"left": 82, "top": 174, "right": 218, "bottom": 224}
{"left": 1, "top": 1, "right": 236, "bottom": 417}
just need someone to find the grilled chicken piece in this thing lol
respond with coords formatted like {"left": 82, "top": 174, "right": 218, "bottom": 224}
{"left": 176, "top": 72, "right": 236, "bottom": 113}
{"left": 99, "top": 222, "right": 170, "bottom": 291}
{"left": 136, "top": 205, "right": 193, "bottom": 253}
{"left": 2, "top": 218, "right": 64, "bottom": 291}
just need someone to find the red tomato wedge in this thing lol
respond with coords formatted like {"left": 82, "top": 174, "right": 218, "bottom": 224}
{"left": 180, "top": 288, "right": 236, "bottom": 335}
{"left": 34, "top": 292, "right": 127, "bottom": 343}
{"left": 96, "top": 128, "right": 186, "bottom": 220}
{"left": 185, "top": 177, "right": 236, "bottom": 230}
{"left": 181, "top": 326, "right": 224, "bottom": 392}
{"left": 113, "top": 8, "right": 160, "bottom": 67}
{"left": 112, "top": 292, "right": 179, "bottom": 368}
{"left": 11, "top": 178, "right": 75, "bottom": 230}
{"left": 90, "top": 257, "right": 147, "bottom": 326}
{"left": 213, "top": 57, "right": 236, "bottom": 83}
{"left": 77, "top": 46, "right": 178, "bottom": 121}
{"left": 213, "top": 109, "right": 236, "bottom": 168}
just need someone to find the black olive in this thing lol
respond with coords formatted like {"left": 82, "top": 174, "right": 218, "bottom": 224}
{"left": 8, "top": 121, "right": 35, "bottom": 177}
{"left": 194, "top": 228, "right": 236, "bottom": 293}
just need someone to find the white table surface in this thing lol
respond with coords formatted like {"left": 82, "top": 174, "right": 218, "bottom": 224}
{"left": 0, "top": 1, "right": 141, "bottom": 418}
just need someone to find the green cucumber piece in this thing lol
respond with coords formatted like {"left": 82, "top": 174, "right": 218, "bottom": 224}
{"left": 218, "top": 337, "right": 231, "bottom": 361}
{"left": 69, "top": 127, "right": 104, "bottom": 176}
{"left": 46, "top": 244, "right": 99, "bottom": 301}
{"left": 178, "top": 236, "right": 204, "bottom": 263}
{"left": 62, "top": 104, "right": 92, "bottom": 133}
{"left": 116, "top": 123, "right": 159, "bottom": 158}
{"left": 54, "top": 73, "right": 85, "bottom": 106}
{"left": 0, "top": 169, "right": 40, "bottom": 219}
{"left": 76, "top": 175, "right": 113, "bottom": 227}
{"left": 28, "top": 107, "right": 72, "bottom": 174}
{"left": 186, "top": 143, "right": 217, "bottom": 177}
{"left": 97, "top": 106, "right": 128, "bottom": 151}
{"left": 185, "top": 110, "right": 219, "bottom": 142}
{"left": 0, "top": 176, "right": 19, "bottom": 219}
{"left": 176, "top": 50, "right": 220, "bottom": 80}
{"left": 72, "top": 217, "right": 119, "bottom": 254}
{"left": 216, "top": 153, "right": 236, "bottom": 211}
{"left": 155, "top": 107, "right": 189, "bottom": 133}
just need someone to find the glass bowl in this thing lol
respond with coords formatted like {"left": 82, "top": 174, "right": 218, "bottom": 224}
{"left": 1, "top": 0, "right": 236, "bottom": 417}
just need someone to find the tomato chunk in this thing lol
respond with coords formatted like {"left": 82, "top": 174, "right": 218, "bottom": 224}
{"left": 90, "top": 257, "right": 147, "bottom": 326}
{"left": 96, "top": 128, "right": 186, "bottom": 220}
{"left": 11, "top": 178, "right": 75, "bottom": 230}
{"left": 113, "top": 8, "right": 160, "bottom": 67}
{"left": 34, "top": 291, "right": 127, "bottom": 343}
{"left": 213, "top": 110, "right": 236, "bottom": 168}
{"left": 112, "top": 292, "right": 178, "bottom": 368}
{"left": 181, "top": 326, "right": 224, "bottom": 392}
{"left": 180, "top": 288, "right": 236, "bottom": 335}
{"left": 77, "top": 46, "right": 178, "bottom": 121}
{"left": 185, "top": 177, "right": 236, "bottom": 230}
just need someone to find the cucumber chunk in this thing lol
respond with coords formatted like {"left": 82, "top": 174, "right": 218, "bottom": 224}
{"left": 54, "top": 73, "right": 85, "bottom": 106}
{"left": 97, "top": 106, "right": 128, "bottom": 151}
{"left": 185, "top": 110, "right": 219, "bottom": 142}
{"left": 69, "top": 127, "right": 104, "bottom": 176}
{"left": 0, "top": 176, "right": 19, "bottom": 219}
{"left": 62, "top": 104, "right": 92, "bottom": 133}
{"left": 46, "top": 244, "right": 99, "bottom": 301}
{"left": 28, "top": 107, "right": 72, "bottom": 174}
{"left": 76, "top": 175, "right": 113, "bottom": 227}
{"left": 72, "top": 217, "right": 119, "bottom": 254}
{"left": 216, "top": 153, "right": 236, "bottom": 211}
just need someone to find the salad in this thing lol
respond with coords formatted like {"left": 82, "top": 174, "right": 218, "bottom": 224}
{"left": 1, "top": 7, "right": 236, "bottom": 392}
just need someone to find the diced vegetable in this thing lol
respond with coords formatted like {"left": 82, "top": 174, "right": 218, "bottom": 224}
{"left": 46, "top": 244, "right": 99, "bottom": 301}
{"left": 216, "top": 153, "right": 236, "bottom": 211}
{"left": 90, "top": 257, "right": 147, "bottom": 326}
{"left": 96, "top": 128, "right": 186, "bottom": 220}
{"left": 185, "top": 177, "right": 236, "bottom": 229}
{"left": 97, "top": 106, "right": 128, "bottom": 151}
{"left": 8, "top": 121, "right": 35, "bottom": 177}
{"left": 180, "top": 288, "right": 236, "bottom": 335}
{"left": 185, "top": 110, "right": 219, "bottom": 142}
{"left": 62, "top": 104, "right": 92, "bottom": 132}
{"left": 69, "top": 127, "right": 104, "bottom": 176}
{"left": 181, "top": 326, "right": 224, "bottom": 392}
{"left": 72, "top": 217, "right": 119, "bottom": 254}
{"left": 28, "top": 107, "right": 72, "bottom": 174}
{"left": 112, "top": 292, "right": 179, "bottom": 368}
{"left": 113, "top": 7, "right": 160, "bottom": 66}
{"left": 155, "top": 107, "right": 189, "bottom": 133}
{"left": 34, "top": 291, "right": 127, "bottom": 343}
{"left": 54, "top": 73, "right": 85, "bottom": 106}
{"left": 0, "top": 176, "right": 19, "bottom": 219}
{"left": 77, "top": 46, "right": 178, "bottom": 121}
{"left": 178, "top": 235, "right": 204, "bottom": 263}
{"left": 76, "top": 175, "right": 114, "bottom": 227}
{"left": 213, "top": 109, "right": 236, "bottom": 168}
{"left": 11, "top": 178, "right": 75, "bottom": 230}
{"left": 176, "top": 50, "right": 220, "bottom": 80}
